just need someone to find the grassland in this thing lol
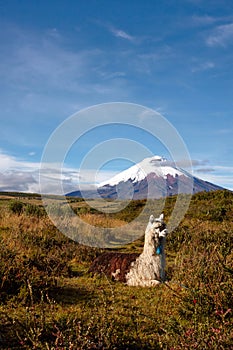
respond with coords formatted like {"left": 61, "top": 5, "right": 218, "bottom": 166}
{"left": 0, "top": 190, "right": 232, "bottom": 349}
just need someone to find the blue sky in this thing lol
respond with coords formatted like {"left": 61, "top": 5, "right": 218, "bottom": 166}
{"left": 0, "top": 0, "right": 233, "bottom": 193}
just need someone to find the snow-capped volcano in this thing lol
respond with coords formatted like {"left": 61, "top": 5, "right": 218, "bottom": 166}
{"left": 97, "top": 156, "right": 185, "bottom": 188}
{"left": 67, "top": 156, "right": 223, "bottom": 199}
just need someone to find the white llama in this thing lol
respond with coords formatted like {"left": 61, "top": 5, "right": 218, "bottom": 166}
{"left": 126, "top": 213, "right": 168, "bottom": 287}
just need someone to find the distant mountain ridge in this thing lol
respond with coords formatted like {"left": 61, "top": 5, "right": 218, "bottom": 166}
{"left": 67, "top": 156, "right": 223, "bottom": 199}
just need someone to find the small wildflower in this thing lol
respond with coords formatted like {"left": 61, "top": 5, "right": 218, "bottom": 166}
{"left": 212, "top": 328, "right": 221, "bottom": 334}
{"left": 193, "top": 299, "right": 197, "bottom": 305}
{"left": 215, "top": 309, "right": 224, "bottom": 315}
{"left": 185, "top": 328, "right": 194, "bottom": 337}
{"left": 224, "top": 308, "right": 231, "bottom": 316}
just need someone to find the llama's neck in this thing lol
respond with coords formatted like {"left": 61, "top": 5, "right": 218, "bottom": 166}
{"left": 143, "top": 228, "right": 160, "bottom": 256}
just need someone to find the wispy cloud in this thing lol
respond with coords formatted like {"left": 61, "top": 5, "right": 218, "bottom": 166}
{"left": 206, "top": 22, "right": 233, "bottom": 47}
{"left": 0, "top": 151, "right": 39, "bottom": 173}
{"left": 215, "top": 128, "right": 233, "bottom": 135}
{"left": 192, "top": 15, "right": 219, "bottom": 26}
{"left": 191, "top": 61, "right": 215, "bottom": 73}
{"left": 97, "top": 71, "right": 126, "bottom": 80}
{"left": 112, "top": 28, "right": 134, "bottom": 41}
{"left": 191, "top": 15, "right": 233, "bottom": 27}
{"left": 2, "top": 37, "right": 101, "bottom": 94}
{"left": 93, "top": 19, "right": 136, "bottom": 42}
{"left": 131, "top": 45, "right": 174, "bottom": 75}
{"left": 165, "top": 159, "right": 209, "bottom": 169}
{"left": 195, "top": 167, "right": 215, "bottom": 173}
{"left": 193, "top": 164, "right": 233, "bottom": 190}
{"left": 166, "top": 159, "right": 233, "bottom": 190}
{"left": 107, "top": 25, "right": 135, "bottom": 42}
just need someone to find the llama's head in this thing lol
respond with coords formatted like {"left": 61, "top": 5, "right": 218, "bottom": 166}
{"left": 147, "top": 213, "right": 167, "bottom": 238}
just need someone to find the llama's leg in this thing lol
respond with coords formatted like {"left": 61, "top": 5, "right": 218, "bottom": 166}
{"left": 150, "top": 279, "right": 161, "bottom": 286}
{"left": 127, "top": 279, "right": 160, "bottom": 287}
{"left": 139, "top": 279, "right": 160, "bottom": 287}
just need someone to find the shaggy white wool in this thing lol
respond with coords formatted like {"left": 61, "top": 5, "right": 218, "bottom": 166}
{"left": 126, "top": 214, "right": 168, "bottom": 287}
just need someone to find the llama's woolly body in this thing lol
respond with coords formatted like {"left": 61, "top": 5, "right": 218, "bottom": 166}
{"left": 126, "top": 214, "right": 167, "bottom": 286}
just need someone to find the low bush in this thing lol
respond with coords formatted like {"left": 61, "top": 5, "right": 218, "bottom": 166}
{"left": 24, "top": 204, "right": 46, "bottom": 218}
{"left": 8, "top": 200, "right": 24, "bottom": 215}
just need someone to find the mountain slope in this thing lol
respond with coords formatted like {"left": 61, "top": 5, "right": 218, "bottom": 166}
{"left": 68, "top": 156, "right": 223, "bottom": 199}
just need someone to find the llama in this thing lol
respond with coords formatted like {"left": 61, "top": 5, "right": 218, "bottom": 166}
{"left": 126, "top": 213, "right": 167, "bottom": 286}
{"left": 89, "top": 213, "right": 168, "bottom": 287}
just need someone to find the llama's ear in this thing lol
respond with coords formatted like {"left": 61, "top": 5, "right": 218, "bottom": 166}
{"left": 159, "top": 213, "right": 164, "bottom": 222}
{"left": 149, "top": 215, "right": 154, "bottom": 223}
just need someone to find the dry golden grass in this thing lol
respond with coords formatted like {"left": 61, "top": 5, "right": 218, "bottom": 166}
{"left": 79, "top": 213, "right": 127, "bottom": 228}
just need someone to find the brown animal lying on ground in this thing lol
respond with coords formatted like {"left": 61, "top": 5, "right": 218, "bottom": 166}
{"left": 89, "top": 252, "right": 140, "bottom": 282}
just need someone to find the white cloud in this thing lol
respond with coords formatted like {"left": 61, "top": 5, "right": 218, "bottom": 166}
{"left": 0, "top": 150, "right": 115, "bottom": 194}
{"left": 39, "top": 166, "right": 81, "bottom": 194}
{"left": 105, "top": 24, "right": 135, "bottom": 41}
{"left": 111, "top": 28, "right": 134, "bottom": 41}
{"left": 0, "top": 151, "right": 39, "bottom": 192}
{"left": 28, "top": 152, "right": 36, "bottom": 156}
{"left": 0, "top": 171, "right": 37, "bottom": 193}
{"left": 0, "top": 150, "right": 79, "bottom": 194}
{"left": 206, "top": 23, "right": 233, "bottom": 47}
{"left": 0, "top": 151, "right": 40, "bottom": 173}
